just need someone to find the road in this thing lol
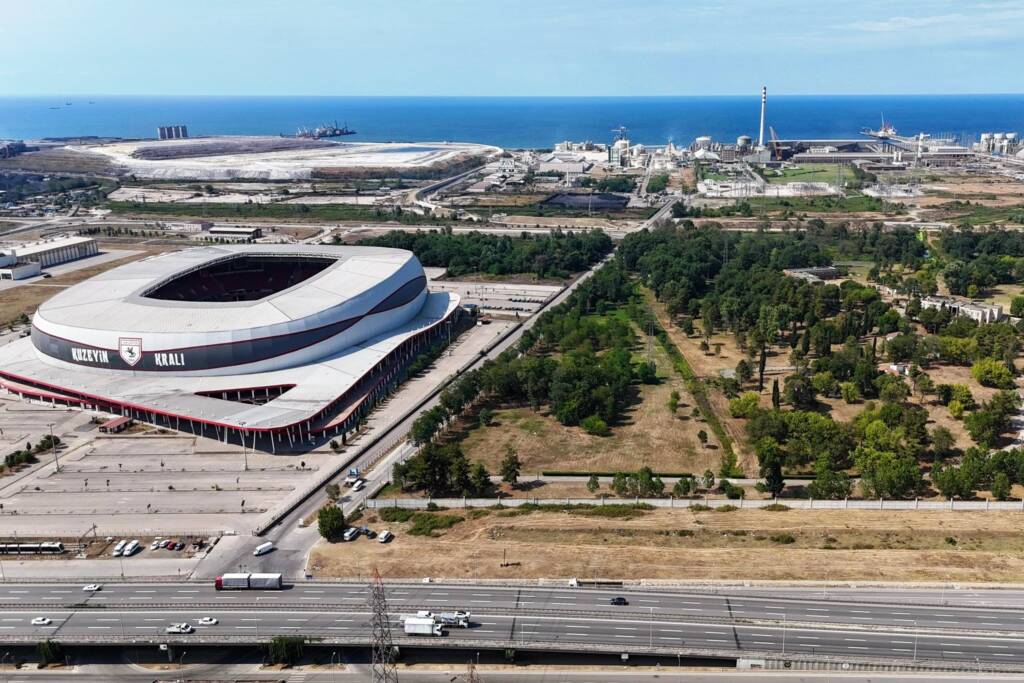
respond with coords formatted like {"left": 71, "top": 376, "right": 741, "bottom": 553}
{"left": 1, "top": 583, "right": 1024, "bottom": 668}
{"left": 205, "top": 252, "right": 614, "bottom": 581}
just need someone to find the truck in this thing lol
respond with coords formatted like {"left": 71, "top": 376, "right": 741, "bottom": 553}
{"left": 214, "top": 572, "right": 283, "bottom": 590}
{"left": 253, "top": 541, "right": 274, "bottom": 556}
{"left": 403, "top": 617, "right": 443, "bottom": 637}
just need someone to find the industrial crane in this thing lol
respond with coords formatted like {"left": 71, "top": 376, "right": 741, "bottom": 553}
{"left": 768, "top": 126, "right": 783, "bottom": 161}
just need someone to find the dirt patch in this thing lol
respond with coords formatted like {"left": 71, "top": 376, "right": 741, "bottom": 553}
{"left": 310, "top": 507, "right": 1024, "bottom": 582}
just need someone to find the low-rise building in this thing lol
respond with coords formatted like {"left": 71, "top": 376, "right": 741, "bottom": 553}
{"left": 921, "top": 295, "right": 1004, "bottom": 324}
{"left": 7, "top": 235, "right": 98, "bottom": 268}
{"left": 782, "top": 266, "right": 841, "bottom": 284}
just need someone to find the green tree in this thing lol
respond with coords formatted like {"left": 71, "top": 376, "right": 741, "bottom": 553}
{"left": 478, "top": 408, "right": 494, "bottom": 426}
{"left": 586, "top": 474, "right": 600, "bottom": 494}
{"left": 697, "top": 429, "right": 709, "bottom": 448}
{"left": 701, "top": 469, "right": 715, "bottom": 490}
{"left": 840, "top": 381, "right": 861, "bottom": 404}
{"left": 1011, "top": 295, "right": 1024, "bottom": 318}
{"left": 470, "top": 462, "right": 492, "bottom": 495}
{"left": 317, "top": 505, "right": 346, "bottom": 542}
{"left": 971, "top": 357, "right": 1016, "bottom": 389}
{"left": 771, "top": 379, "right": 781, "bottom": 410}
{"left": 324, "top": 483, "right": 341, "bottom": 501}
{"left": 735, "top": 359, "right": 753, "bottom": 384}
{"left": 992, "top": 471, "right": 1012, "bottom": 501}
{"left": 783, "top": 374, "right": 816, "bottom": 409}
{"left": 667, "top": 390, "right": 680, "bottom": 414}
{"left": 500, "top": 446, "right": 521, "bottom": 487}
{"left": 37, "top": 639, "right": 64, "bottom": 668}
{"left": 755, "top": 437, "right": 786, "bottom": 497}
{"left": 673, "top": 477, "right": 693, "bottom": 497}
{"left": 728, "top": 392, "right": 760, "bottom": 418}
{"left": 266, "top": 635, "right": 305, "bottom": 666}
{"left": 930, "top": 426, "right": 955, "bottom": 460}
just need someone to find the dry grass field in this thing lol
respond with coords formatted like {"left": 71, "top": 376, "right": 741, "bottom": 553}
{"left": 458, "top": 339, "right": 718, "bottom": 476}
{"left": 310, "top": 506, "right": 1024, "bottom": 582}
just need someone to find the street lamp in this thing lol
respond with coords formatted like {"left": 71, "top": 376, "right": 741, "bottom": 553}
{"left": 648, "top": 606, "right": 654, "bottom": 649}
{"left": 913, "top": 620, "right": 918, "bottom": 662}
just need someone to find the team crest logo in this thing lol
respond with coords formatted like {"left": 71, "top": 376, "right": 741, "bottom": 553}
{"left": 118, "top": 337, "right": 143, "bottom": 367}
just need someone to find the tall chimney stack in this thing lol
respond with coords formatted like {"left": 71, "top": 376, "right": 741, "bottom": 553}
{"left": 758, "top": 86, "right": 767, "bottom": 149}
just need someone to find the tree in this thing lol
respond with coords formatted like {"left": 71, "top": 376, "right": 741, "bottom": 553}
{"left": 667, "top": 390, "right": 680, "bottom": 414}
{"left": 673, "top": 477, "right": 693, "bottom": 497}
{"left": 317, "top": 505, "right": 346, "bottom": 542}
{"left": 783, "top": 374, "right": 816, "bottom": 409}
{"left": 771, "top": 379, "right": 781, "bottom": 410}
{"left": 697, "top": 429, "right": 709, "bottom": 448}
{"left": 992, "top": 471, "right": 1012, "bottom": 501}
{"left": 840, "top": 381, "right": 861, "bottom": 404}
{"left": 470, "top": 462, "right": 492, "bottom": 495}
{"left": 37, "top": 639, "right": 63, "bottom": 668}
{"left": 971, "top": 357, "right": 1016, "bottom": 389}
{"left": 755, "top": 437, "right": 785, "bottom": 497}
{"left": 586, "top": 474, "right": 600, "bottom": 494}
{"left": 855, "top": 445, "right": 921, "bottom": 499}
{"left": 266, "top": 635, "right": 305, "bottom": 666}
{"left": 1012, "top": 295, "right": 1024, "bottom": 318}
{"left": 736, "top": 359, "right": 753, "bottom": 384}
{"left": 500, "top": 447, "right": 521, "bottom": 487}
{"left": 930, "top": 426, "right": 955, "bottom": 460}
{"left": 701, "top": 469, "right": 715, "bottom": 490}
{"left": 479, "top": 408, "right": 494, "bottom": 426}
{"left": 325, "top": 483, "right": 341, "bottom": 501}
{"left": 728, "top": 392, "right": 760, "bottom": 418}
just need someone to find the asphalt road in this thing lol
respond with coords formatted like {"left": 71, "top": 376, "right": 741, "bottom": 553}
{"left": 214, "top": 252, "right": 615, "bottom": 581}
{"left": 1, "top": 583, "right": 1024, "bottom": 667}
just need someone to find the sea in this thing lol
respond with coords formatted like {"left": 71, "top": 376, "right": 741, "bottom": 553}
{"left": 1, "top": 95, "right": 1022, "bottom": 149}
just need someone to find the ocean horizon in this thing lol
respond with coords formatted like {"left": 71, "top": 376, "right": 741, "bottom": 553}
{"left": 2, "top": 94, "right": 1023, "bottom": 149}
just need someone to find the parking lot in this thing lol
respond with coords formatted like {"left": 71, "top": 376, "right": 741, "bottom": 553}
{"left": 0, "top": 429, "right": 335, "bottom": 538}
{"left": 429, "top": 280, "right": 560, "bottom": 317}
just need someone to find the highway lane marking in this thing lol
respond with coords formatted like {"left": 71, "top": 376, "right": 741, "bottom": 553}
{"left": 705, "top": 639, "right": 729, "bottom": 643}
{"left": 754, "top": 641, "right": 773, "bottom": 645}
{"left": 847, "top": 646, "right": 869, "bottom": 650}
{"left": 987, "top": 644, "right": 1011, "bottom": 648}
{"left": 614, "top": 627, "right": 637, "bottom": 631}
{"left": 796, "top": 636, "right": 819, "bottom": 640}
{"left": 806, "top": 608, "right": 829, "bottom": 612}
{"left": 1, "top": 619, "right": 21, "bottom": 622}
{"left": 86, "top": 626, "right": 111, "bottom": 630}
{"left": 566, "top": 632, "right": 588, "bottom": 637}
{"left": 891, "top": 640, "right": 913, "bottom": 644}
{"left": 892, "top": 648, "right": 912, "bottom": 652}
{"left": 234, "top": 626, "right": 257, "bottom": 630}
{"left": 936, "top": 620, "right": 958, "bottom": 625}
{"left": 844, "top": 639, "right": 867, "bottom": 642}
{"left": 471, "top": 601, "right": 492, "bottom": 604}
{"left": 614, "top": 635, "right": 636, "bottom": 638}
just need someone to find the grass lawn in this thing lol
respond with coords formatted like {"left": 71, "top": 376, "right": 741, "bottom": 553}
{"left": 745, "top": 194, "right": 888, "bottom": 214}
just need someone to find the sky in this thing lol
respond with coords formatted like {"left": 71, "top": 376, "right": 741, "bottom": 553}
{"left": 2, "top": 0, "right": 1022, "bottom": 96}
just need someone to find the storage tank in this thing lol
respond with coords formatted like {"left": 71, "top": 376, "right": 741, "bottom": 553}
{"left": 737, "top": 135, "right": 752, "bottom": 148}
{"left": 695, "top": 135, "right": 712, "bottom": 149}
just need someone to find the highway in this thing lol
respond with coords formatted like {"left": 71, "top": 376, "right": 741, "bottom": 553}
{"left": 0, "top": 583, "right": 1023, "bottom": 668}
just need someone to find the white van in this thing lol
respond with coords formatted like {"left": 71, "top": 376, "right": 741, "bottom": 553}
{"left": 253, "top": 541, "right": 274, "bottom": 556}
{"left": 123, "top": 540, "right": 140, "bottom": 556}
{"left": 342, "top": 527, "right": 360, "bottom": 542}
{"left": 112, "top": 540, "right": 127, "bottom": 557}
{"left": 378, "top": 530, "right": 394, "bottom": 544}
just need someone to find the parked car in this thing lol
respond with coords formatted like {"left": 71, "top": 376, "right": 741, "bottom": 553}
{"left": 378, "top": 530, "right": 394, "bottom": 544}
{"left": 352, "top": 479, "right": 366, "bottom": 492}
{"left": 342, "top": 527, "right": 360, "bottom": 542}
{"left": 173, "top": 542, "right": 185, "bottom": 551}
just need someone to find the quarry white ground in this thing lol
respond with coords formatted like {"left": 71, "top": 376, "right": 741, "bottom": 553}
{"left": 70, "top": 136, "right": 501, "bottom": 180}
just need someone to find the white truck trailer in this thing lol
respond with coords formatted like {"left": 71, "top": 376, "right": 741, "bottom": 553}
{"left": 403, "top": 617, "right": 443, "bottom": 636}
{"left": 214, "top": 572, "right": 283, "bottom": 590}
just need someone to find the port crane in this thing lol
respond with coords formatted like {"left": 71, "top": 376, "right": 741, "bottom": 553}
{"left": 768, "top": 126, "right": 784, "bottom": 161}
{"left": 611, "top": 125, "right": 629, "bottom": 141}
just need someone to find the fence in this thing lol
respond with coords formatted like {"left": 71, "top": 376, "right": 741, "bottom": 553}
{"left": 366, "top": 495, "right": 1024, "bottom": 512}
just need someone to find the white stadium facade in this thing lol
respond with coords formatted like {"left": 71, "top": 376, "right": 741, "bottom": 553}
{"left": 0, "top": 245, "right": 460, "bottom": 452}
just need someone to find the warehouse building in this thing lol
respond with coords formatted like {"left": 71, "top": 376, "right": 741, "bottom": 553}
{"left": 8, "top": 236, "right": 98, "bottom": 268}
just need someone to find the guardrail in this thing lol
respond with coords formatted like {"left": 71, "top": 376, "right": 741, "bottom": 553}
{"left": 366, "top": 496, "right": 1024, "bottom": 511}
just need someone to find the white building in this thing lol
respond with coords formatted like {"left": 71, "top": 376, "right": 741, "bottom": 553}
{"left": 8, "top": 236, "right": 98, "bottom": 268}
{"left": 0, "top": 251, "right": 41, "bottom": 280}
{"left": 921, "top": 296, "right": 1003, "bottom": 324}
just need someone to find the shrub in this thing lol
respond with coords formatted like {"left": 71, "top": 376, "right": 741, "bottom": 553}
{"left": 408, "top": 513, "right": 463, "bottom": 536}
{"left": 714, "top": 504, "right": 738, "bottom": 512}
{"left": 761, "top": 503, "right": 790, "bottom": 511}
{"left": 581, "top": 415, "right": 610, "bottom": 436}
{"left": 770, "top": 533, "right": 796, "bottom": 544}
{"left": 728, "top": 392, "right": 760, "bottom": 418}
{"left": 972, "top": 357, "right": 1015, "bottom": 389}
{"left": 378, "top": 507, "right": 415, "bottom": 523}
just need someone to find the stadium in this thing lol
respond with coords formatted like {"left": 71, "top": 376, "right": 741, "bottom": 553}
{"left": 0, "top": 244, "right": 460, "bottom": 452}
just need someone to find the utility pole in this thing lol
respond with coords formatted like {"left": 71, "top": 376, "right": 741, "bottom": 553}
{"left": 369, "top": 568, "right": 399, "bottom": 683}
{"left": 48, "top": 423, "right": 59, "bottom": 472}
